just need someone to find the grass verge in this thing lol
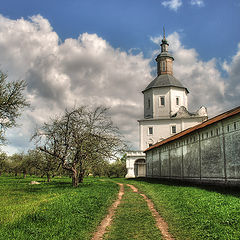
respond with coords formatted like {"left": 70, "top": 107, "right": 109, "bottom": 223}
{"left": 104, "top": 184, "right": 163, "bottom": 240}
{"left": 0, "top": 176, "right": 119, "bottom": 240}
{"left": 116, "top": 178, "right": 240, "bottom": 240}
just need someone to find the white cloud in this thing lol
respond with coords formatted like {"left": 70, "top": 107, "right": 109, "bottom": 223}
{"left": 222, "top": 43, "right": 240, "bottom": 108}
{"left": 167, "top": 32, "right": 225, "bottom": 115}
{"left": 0, "top": 14, "right": 152, "bottom": 153}
{"left": 190, "top": 0, "right": 205, "bottom": 7}
{"left": 161, "top": 0, "right": 182, "bottom": 11}
{"left": 0, "top": 14, "right": 239, "bottom": 154}
{"left": 149, "top": 36, "right": 162, "bottom": 45}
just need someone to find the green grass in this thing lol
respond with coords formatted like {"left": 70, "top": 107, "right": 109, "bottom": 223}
{"left": 116, "top": 178, "right": 240, "bottom": 240}
{"left": 104, "top": 185, "right": 163, "bottom": 240}
{"left": 0, "top": 176, "right": 119, "bottom": 240}
{"left": 2, "top": 176, "right": 240, "bottom": 240}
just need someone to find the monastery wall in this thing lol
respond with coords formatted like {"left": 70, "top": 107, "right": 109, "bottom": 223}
{"left": 145, "top": 113, "right": 240, "bottom": 184}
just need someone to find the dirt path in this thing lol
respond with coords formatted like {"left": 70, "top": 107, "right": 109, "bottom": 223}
{"left": 91, "top": 183, "right": 124, "bottom": 240}
{"left": 126, "top": 184, "right": 175, "bottom": 240}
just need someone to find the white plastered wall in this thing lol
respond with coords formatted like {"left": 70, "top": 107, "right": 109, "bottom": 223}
{"left": 139, "top": 117, "right": 204, "bottom": 151}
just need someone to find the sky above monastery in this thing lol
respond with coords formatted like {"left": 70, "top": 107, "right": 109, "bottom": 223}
{"left": 0, "top": 0, "right": 240, "bottom": 154}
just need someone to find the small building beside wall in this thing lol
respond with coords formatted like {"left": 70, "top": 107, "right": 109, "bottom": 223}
{"left": 144, "top": 106, "right": 240, "bottom": 184}
{"left": 126, "top": 151, "right": 146, "bottom": 178}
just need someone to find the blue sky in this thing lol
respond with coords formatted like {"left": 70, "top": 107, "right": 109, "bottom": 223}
{"left": 0, "top": 0, "right": 240, "bottom": 154}
{"left": 2, "top": 0, "right": 240, "bottom": 60}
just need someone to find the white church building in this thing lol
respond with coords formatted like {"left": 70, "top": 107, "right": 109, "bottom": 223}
{"left": 126, "top": 32, "right": 208, "bottom": 178}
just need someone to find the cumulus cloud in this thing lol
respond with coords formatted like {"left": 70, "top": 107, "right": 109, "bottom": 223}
{"left": 222, "top": 43, "right": 240, "bottom": 108}
{"left": 161, "top": 0, "right": 182, "bottom": 11}
{"left": 0, "top": 14, "right": 239, "bottom": 154}
{"left": 0, "top": 14, "right": 152, "bottom": 153}
{"left": 190, "top": 0, "right": 205, "bottom": 7}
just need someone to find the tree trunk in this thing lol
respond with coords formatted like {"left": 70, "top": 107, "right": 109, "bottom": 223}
{"left": 72, "top": 168, "right": 79, "bottom": 187}
{"left": 47, "top": 173, "right": 51, "bottom": 182}
{"left": 78, "top": 160, "right": 84, "bottom": 183}
{"left": 78, "top": 171, "right": 84, "bottom": 183}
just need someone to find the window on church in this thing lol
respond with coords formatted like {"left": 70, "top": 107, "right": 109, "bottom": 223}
{"left": 176, "top": 97, "right": 180, "bottom": 106}
{"left": 149, "top": 143, "right": 153, "bottom": 147}
{"left": 162, "top": 61, "right": 166, "bottom": 71}
{"left": 159, "top": 96, "right": 165, "bottom": 107}
{"left": 148, "top": 127, "right": 153, "bottom": 135}
{"left": 171, "top": 125, "right": 176, "bottom": 134}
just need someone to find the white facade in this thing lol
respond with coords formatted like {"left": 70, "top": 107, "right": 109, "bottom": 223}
{"left": 144, "top": 87, "right": 188, "bottom": 119}
{"left": 139, "top": 115, "right": 205, "bottom": 150}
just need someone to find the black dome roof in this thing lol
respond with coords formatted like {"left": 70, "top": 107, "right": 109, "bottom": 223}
{"left": 142, "top": 74, "right": 189, "bottom": 93}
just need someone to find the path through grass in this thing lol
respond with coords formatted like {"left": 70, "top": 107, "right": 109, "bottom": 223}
{"left": 104, "top": 184, "right": 163, "bottom": 240}
{"left": 119, "top": 178, "right": 240, "bottom": 240}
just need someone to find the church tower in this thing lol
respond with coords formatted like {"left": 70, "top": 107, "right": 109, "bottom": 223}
{"left": 125, "top": 30, "right": 208, "bottom": 179}
{"left": 139, "top": 30, "right": 207, "bottom": 150}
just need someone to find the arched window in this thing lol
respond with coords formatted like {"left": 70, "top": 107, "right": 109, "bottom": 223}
{"left": 159, "top": 96, "right": 165, "bottom": 107}
{"left": 148, "top": 127, "right": 153, "bottom": 135}
{"left": 162, "top": 61, "right": 166, "bottom": 71}
{"left": 176, "top": 97, "right": 180, "bottom": 105}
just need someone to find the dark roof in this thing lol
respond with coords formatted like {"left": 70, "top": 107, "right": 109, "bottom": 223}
{"left": 142, "top": 74, "right": 189, "bottom": 93}
{"left": 156, "top": 52, "right": 174, "bottom": 60}
{"left": 144, "top": 105, "right": 240, "bottom": 153}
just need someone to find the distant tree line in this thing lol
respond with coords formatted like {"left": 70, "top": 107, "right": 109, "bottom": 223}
{"left": 0, "top": 150, "right": 127, "bottom": 181}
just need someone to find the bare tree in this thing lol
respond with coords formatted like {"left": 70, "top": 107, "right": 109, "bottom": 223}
{"left": 0, "top": 71, "right": 29, "bottom": 143}
{"left": 27, "top": 149, "right": 60, "bottom": 182}
{"left": 32, "top": 106, "right": 125, "bottom": 187}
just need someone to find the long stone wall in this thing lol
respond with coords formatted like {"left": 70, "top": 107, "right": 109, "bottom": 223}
{"left": 146, "top": 113, "right": 240, "bottom": 184}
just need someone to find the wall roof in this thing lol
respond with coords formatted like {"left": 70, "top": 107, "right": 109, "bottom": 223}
{"left": 144, "top": 105, "right": 240, "bottom": 153}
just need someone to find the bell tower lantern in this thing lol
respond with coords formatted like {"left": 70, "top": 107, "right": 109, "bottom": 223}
{"left": 156, "top": 27, "right": 174, "bottom": 76}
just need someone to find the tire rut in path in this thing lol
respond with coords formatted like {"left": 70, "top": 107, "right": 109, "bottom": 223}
{"left": 91, "top": 183, "right": 124, "bottom": 240}
{"left": 126, "top": 184, "right": 175, "bottom": 240}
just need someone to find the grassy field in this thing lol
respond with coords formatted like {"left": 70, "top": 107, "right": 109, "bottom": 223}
{"left": 2, "top": 176, "right": 240, "bottom": 240}
{"left": 118, "top": 178, "right": 240, "bottom": 240}
{"left": 0, "top": 176, "right": 119, "bottom": 240}
{"left": 104, "top": 185, "right": 163, "bottom": 240}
